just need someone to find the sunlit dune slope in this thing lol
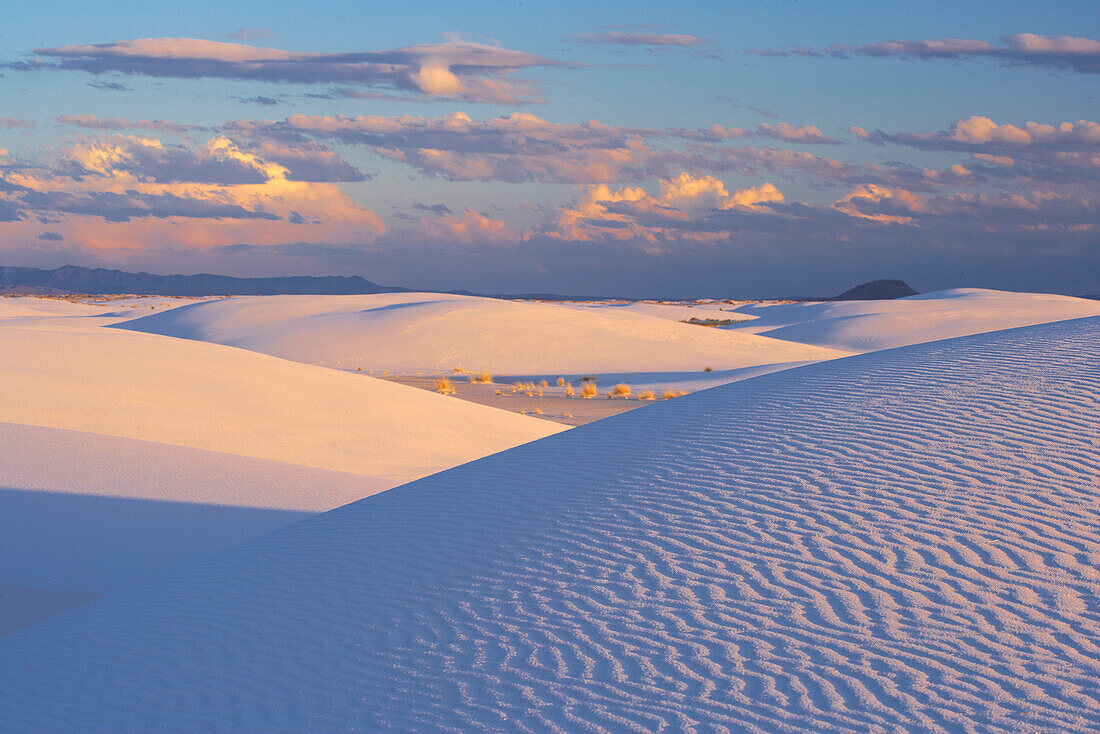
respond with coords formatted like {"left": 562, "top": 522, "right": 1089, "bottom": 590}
{"left": 728, "top": 287, "right": 1100, "bottom": 352}
{"left": 117, "top": 291, "right": 850, "bottom": 374}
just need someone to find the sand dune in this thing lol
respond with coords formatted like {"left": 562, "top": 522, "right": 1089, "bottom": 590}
{"left": 0, "top": 298, "right": 562, "bottom": 483}
{"left": 3, "top": 315, "right": 1097, "bottom": 731}
{"left": 0, "top": 297, "right": 560, "bottom": 632}
{"left": 117, "top": 292, "right": 849, "bottom": 375}
{"left": 727, "top": 288, "right": 1100, "bottom": 352}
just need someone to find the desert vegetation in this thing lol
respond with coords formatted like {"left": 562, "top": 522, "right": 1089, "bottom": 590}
{"left": 609, "top": 384, "right": 632, "bottom": 399}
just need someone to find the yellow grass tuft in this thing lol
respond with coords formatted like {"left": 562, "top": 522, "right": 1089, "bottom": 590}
{"left": 434, "top": 377, "right": 456, "bottom": 395}
{"left": 564, "top": 383, "right": 575, "bottom": 397}
{"left": 662, "top": 388, "right": 687, "bottom": 399}
{"left": 469, "top": 372, "right": 493, "bottom": 384}
{"left": 556, "top": 376, "right": 566, "bottom": 387}
{"left": 637, "top": 390, "right": 656, "bottom": 401}
{"left": 539, "top": 380, "right": 549, "bottom": 388}
{"left": 609, "top": 383, "right": 632, "bottom": 399}
{"left": 534, "top": 407, "right": 544, "bottom": 415}
{"left": 581, "top": 382, "right": 598, "bottom": 399}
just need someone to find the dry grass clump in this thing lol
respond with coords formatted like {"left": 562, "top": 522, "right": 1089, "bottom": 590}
{"left": 564, "top": 383, "right": 575, "bottom": 397}
{"left": 451, "top": 366, "right": 467, "bottom": 374}
{"left": 662, "top": 388, "right": 687, "bottom": 399}
{"left": 581, "top": 382, "right": 598, "bottom": 399}
{"left": 470, "top": 372, "right": 493, "bottom": 384}
{"left": 533, "top": 407, "right": 544, "bottom": 415}
{"left": 704, "top": 366, "right": 713, "bottom": 372}
{"left": 434, "top": 377, "right": 456, "bottom": 395}
{"left": 637, "top": 390, "right": 656, "bottom": 401}
{"left": 609, "top": 383, "right": 632, "bottom": 399}
{"left": 556, "top": 376, "right": 566, "bottom": 387}
{"left": 539, "top": 380, "right": 549, "bottom": 388}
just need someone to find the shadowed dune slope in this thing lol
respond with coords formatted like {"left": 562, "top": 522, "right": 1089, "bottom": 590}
{"left": 2, "top": 316, "right": 1099, "bottom": 732}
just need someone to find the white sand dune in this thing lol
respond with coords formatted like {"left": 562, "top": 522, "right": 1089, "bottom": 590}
{"left": 3, "top": 315, "right": 1097, "bottom": 731}
{"left": 727, "top": 288, "right": 1100, "bottom": 352}
{"left": 0, "top": 300, "right": 562, "bottom": 483}
{"left": 0, "top": 298, "right": 558, "bottom": 633}
{"left": 117, "top": 292, "right": 849, "bottom": 375}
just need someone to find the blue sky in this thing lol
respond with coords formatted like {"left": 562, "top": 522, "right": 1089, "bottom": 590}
{"left": 1, "top": 0, "right": 1097, "bottom": 296}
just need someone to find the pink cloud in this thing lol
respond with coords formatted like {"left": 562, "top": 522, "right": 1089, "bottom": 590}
{"left": 751, "top": 33, "right": 1100, "bottom": 73}
{"left": 0, "top": 134, "right": 384, "bottom": 252}
{"left": 570, "top": 32, "right": 710, "bottom": 47}
{"left": 418, "top": 208, "right": 516, "bottom": 244}
{"left": 20, "top": 36, "right": 561, "bottom": 104}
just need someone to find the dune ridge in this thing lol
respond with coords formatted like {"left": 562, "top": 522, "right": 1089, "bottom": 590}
{"left": 117, "top": 291, "right": 849, "bottom": 374}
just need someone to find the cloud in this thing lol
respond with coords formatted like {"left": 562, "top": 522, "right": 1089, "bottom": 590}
{"left": 413, "top": 202, "right": 452, "bottom": 215}
{"left": 0, "top": 117, "right": 31, "bottom": 129}
{"left": 832, "top": 184, "right": 923, "bottom": 224}
{"left": 227, "top": 28, "right": 273, "bottom": 42}
{"left": 864, "top": 115, "right": 1100, "bottom": 152}
{"left": 17, "top": 36, "right": 562, "bottom": 103}
{"left": 88, "top": 80, "right": 130, "bottom": 91}
{"left": 20, "top": 189, "right": 281, "bottom": 222}
{"left": 56, "top": 114, "right": 200, "bottom": 134}
{"left": 854, "top": 116, "right": 1100, "bottom": 184}
{"left": 238, "top": 95, "right": 280, "bottom": 105}
{"left": 417, "top": 208, "right": 515, "bottom": 244}
{"left": 47, "top": 129, "right": 364, "bottom": 184}
{"left": 245, "top": 111, "right": 663, "bottom": 183}
{"left": 570, "top": 32, "right": 710, "bottom": 47}
{"left": 750, "top": 33, "right": 1100, "bottom": 73}
{"left": 551, "top": 172, "right": 784, "bottom": 247}
{"left": 36, "top": 231, "right": 63, "bottom": 240}
{"left": 701, "top": 122, "right": 840, "bottom": 144}
{"left": 232, "top": 111, "right": 993, "bottom": 191}
{"left": 718, "top": 99, "right": 778, "bottom": 119}
{"left": 0, "top": 134, "right": 384, "bottom": 251}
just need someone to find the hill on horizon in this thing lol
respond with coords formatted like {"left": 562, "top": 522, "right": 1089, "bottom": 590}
{"left": 0, "top": 265, "right": 405, "bottom": 297}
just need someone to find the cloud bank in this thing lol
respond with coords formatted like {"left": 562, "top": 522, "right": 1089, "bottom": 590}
{"left": 14, "top": 37, "right": 561, "bottom": 103}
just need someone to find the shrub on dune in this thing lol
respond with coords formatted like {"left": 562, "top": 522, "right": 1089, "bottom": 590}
{"left": 637, "top": 390, "right": 656, "bottom": 401}
{"left": 556, "top": 377, "right": 566, "bottom": 387}
{"left": 434, "top": 377, "right": 456, "bottom": 395}
{"left": 609, "top": 384, "right": 632, "bottom": 399}
{"left": 581, "top": 382, "right": 598, "bottom": 399}
{"left": 662, "top": 388, "right": 687, "bottom": 399}
{"left": 564, "top": 383, "right": 575, "bottom": 397}
{"left": 470, "top": 372, "right": 493, "bottom": 384}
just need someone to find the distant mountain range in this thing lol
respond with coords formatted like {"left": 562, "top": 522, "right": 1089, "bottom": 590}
{"left": 0, "top": 265, "right": 406, "bottom": 296}
{"left": 3, "top": 265, "right": 1092, "bottom": 302}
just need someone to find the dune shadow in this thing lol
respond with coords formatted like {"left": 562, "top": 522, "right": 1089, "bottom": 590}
{"left": 0, "top": 487, "right": 311, "bottom": 595}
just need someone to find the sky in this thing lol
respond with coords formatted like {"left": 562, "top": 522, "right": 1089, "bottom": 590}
{"left": 0, "top": 1, "right": 1097, "bottom": 297}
